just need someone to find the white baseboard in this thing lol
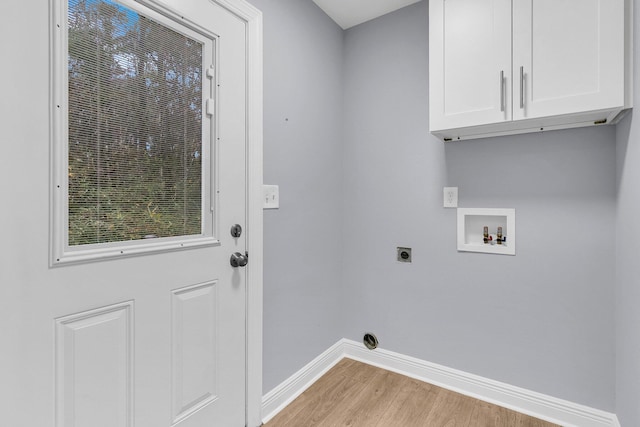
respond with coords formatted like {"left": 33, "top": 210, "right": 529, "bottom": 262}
{"left": 262, "top": 338, "right": 620, "bottom": 427}
{"left": 612, "top": 416, "right": 622, "bottom": 427}
{"left": 261, "top": 340, "right": 344, "bottom": 424}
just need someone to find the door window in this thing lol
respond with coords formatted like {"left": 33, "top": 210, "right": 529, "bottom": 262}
{"left": 52, "top": 0, "right": 217, "bottom": 264}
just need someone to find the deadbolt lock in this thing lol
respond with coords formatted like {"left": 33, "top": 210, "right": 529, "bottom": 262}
{"left": 230, "top": 224, "right": 242, "bottom": 238}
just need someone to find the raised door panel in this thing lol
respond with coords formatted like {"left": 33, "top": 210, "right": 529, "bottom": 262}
{"left": 171, "top": 282, "right": 218, "bottom": 424}
{"left": 513, "top": 0, "right": 625, "bottom": 121}
{"left": 55, "top": 302, "right": 134, "bottom": 427}
{"left": 429, "top": 0, "right": 512, "bottom": 132}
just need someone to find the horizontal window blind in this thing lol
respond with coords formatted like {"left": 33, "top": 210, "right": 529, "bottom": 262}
{"left": 67, "top": 0, "right": 203, "bottom": 246}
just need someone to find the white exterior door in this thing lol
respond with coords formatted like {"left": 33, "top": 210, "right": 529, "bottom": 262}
{"left": 429, "top": 0, "right": 512, "bottom": 132}
{"left": 512, "top": 0, "right": 625, "bottom": 121}
{"left": 0, "top": 0, "right": 261, "bottom": 426}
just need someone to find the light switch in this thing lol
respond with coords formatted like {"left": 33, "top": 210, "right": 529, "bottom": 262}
{"left": 263, "top": 185, "right": 279, "bottom": 209}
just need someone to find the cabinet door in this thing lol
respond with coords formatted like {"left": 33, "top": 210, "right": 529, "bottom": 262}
{"left": 429, "top": 0, "right": 512, "bottom": 132}
{"left": 513, "top": 0, "right": 625, "bottom": 121}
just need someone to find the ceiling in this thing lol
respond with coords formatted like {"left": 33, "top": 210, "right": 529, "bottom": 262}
{"left": 312, "top": 0, "right": 422, "bottom": 30}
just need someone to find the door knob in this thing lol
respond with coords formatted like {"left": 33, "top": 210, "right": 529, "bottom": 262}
{"left": 230, "top": 252, "right": 248, "bottom": 268}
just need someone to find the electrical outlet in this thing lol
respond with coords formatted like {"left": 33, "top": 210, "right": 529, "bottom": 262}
{"left": 443, "top": 187, "right": 458, "bottom": 208}
{"left": 397, "top": 247, "right": 412, "bottom": 263}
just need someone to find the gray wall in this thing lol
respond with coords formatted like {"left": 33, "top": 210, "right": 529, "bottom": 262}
{"left": 615, "top": 0, "right": 640, "bottom": 425}
{"left": 342, "top": 1, "right": 616, "bottom": 411}
{"left": 246, "top": 0, "right": 346, "bottom": 393}
{"left": 251, "top": 0, "right": 623, "bottom": 415}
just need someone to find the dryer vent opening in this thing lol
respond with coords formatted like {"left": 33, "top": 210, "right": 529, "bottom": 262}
{"left": 363, "top": 333, "right": 378, "bottom": 350}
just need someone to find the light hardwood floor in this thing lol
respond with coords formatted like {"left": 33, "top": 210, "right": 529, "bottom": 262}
{"left": 264, "top": 358, "right": 561, "bottom": 427}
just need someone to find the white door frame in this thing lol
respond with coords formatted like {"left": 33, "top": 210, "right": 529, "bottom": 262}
{"left": 216, "top": 0, "right": 264, "bottom": 425}
{"left": 206, "top": 1, "right": 263, "bottom": 425}
{"left": 232, "top": 1, "right": 263, "bottom": 425}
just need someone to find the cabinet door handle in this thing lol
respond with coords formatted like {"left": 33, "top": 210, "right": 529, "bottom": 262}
{"left": 500, "top": 70, "right": 505, "bottom": 112}
{"left": 519, "top": 66, "right": 524, "bottom": 109}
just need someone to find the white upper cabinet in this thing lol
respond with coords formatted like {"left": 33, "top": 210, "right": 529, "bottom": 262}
{"left": 429, "top": 0, "right": 511, "bottom": 129}
{"left": 429, "top": 0, "right": 632, "bottom": 141}
{"left": 429, "top": 0, "right": 512, "bottom": 131}
{"left": 513, "top": 0, "right": 625, "bottom": 120}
